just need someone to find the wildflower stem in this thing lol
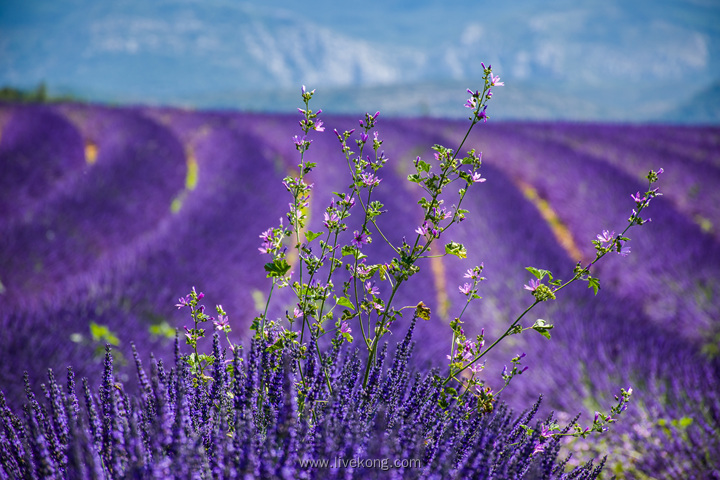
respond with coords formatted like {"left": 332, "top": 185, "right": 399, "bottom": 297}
{"left": 259, "top": 282, "right": 275, "bottom": 342}
{"left": 445, "top": 299, "right": 539, "bottom": 384}
{"left": 362, "top": 279, "right": 403, "bottom": 388}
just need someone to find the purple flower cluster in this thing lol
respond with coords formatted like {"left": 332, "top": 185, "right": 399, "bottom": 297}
{"left": 0, "top": 320, "right": 607, "bottom": 479}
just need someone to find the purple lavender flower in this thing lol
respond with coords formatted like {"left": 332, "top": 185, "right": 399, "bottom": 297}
{"left": 0, "top": 329, "right": 630, "bottom": 479}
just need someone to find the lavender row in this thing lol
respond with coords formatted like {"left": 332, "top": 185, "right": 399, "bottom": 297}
{"left": 510, "top": 122, "right": 720, "bottom": 240}
{"left": 0, "top": 105, "right": 87, "bottom": 227}
{"left": 0, "top": 111, "right": 299, "bottom": 407}
{"left": 0, "top": 107, "right": 187, "bottom": 315}
{"left": 465, "top": 126, "right": 720, "bottom": 349}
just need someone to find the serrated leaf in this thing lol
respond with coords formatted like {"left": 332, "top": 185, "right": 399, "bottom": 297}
{"left": 264, "top": 259, "right": 291, "bottom": 278}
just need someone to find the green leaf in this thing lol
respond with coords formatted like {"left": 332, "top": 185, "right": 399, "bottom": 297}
{"left": 341, "top": 245, "right": 367, "bottom": 260}
{"left": 526, "top": 266, "right": 553, "bottom": 281}
{"left": 89, "top": 322, "right": 120, "bottom": 346}
{"left": 149, "top": 320, "right": 176, "bottom": 339}
{"left": 335, "top": 295, "right": 356, "bottom": 311}
{"left": 677, "top": 416, "right": 693, "bottom": 428}
{"left": 305, "top": 230, "right": 323, "bottom": 243}
{"left": 407, "top": 174, "right": 422, "bottom": 183}
{"left": 531, "top": 319, "right": 554, "bottom": 340}
{"left": 266, "top": 338, "right": 285, "bottom": 353}
{"left": 445, "top": 242, "right": 467, "bottom": 259}
{"left": 264, "top": 259, "right": 291, "bottom": 278}
{"left": 588, "top": 276, "right": 600, "bottom": 295}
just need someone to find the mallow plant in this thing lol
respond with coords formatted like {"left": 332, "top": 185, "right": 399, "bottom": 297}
{"left": 0, "top": 66, "right": 662, "bottom": 479}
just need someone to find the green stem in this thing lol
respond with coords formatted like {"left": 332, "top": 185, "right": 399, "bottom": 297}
{"left": 362, "top": 279, "right": 403, "bottom": 387}
{"left": 259, "top": 281, "right": 275, "bottom": 342}
{"left": 444, "top": 299, "right": 539, "bottom": 385}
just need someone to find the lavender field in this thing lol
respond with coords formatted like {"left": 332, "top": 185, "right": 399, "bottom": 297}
{"left": 1, "top": 101, "right": 719, "bottom": 477}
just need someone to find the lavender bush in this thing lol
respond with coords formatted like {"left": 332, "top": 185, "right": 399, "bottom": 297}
{"left": 0, "top": 330, "right": 610, "bottom": 479}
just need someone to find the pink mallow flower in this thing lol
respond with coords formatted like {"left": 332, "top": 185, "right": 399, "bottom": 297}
{"left": 175, "top": 295, "right": 190, "bottom": 309}
{"left": 489, "top": 73, "right": 504, "bottom": 86}
{"left": 352, "top": 230, "right": 370, "bottom": 248}
{"left": 596, "top": 230, "right": 615, "bottom": 244}
{"left": 365, "top": 281, "right": 380, "bottom": 296}
{"left": 469, "top": 170, "right": 486, "bottom": 183}
{"left": 214, "top": 315, "right": 230, "bottom": 331}
{"left": 415, "top": 222, "right": 429, "bottom": 237}
{"left": 631, "top": 192, "right": 646, "bottom": 203}
{"left": 360, "top": 172, "right": 381, "bottom": 187}
{"left": 524, "top": 278, "right": 540, "bottom": 292}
